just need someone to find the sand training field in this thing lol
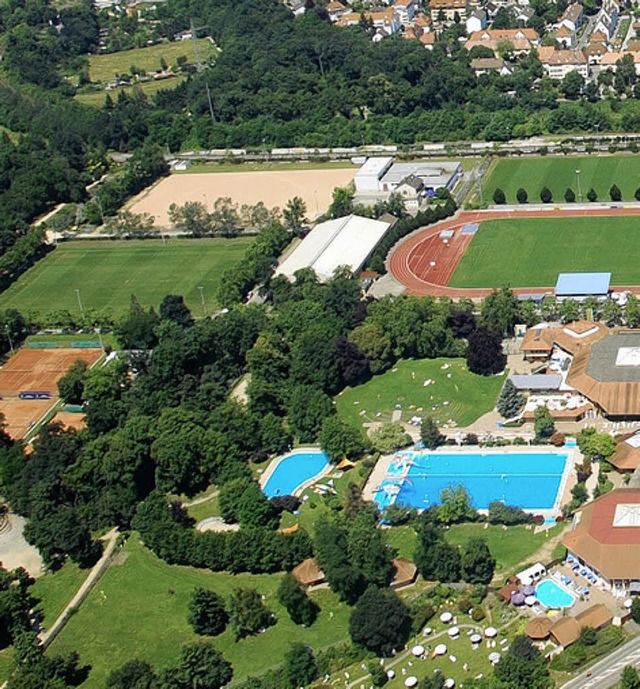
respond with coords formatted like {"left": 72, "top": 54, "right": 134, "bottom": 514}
{"left": 129, "top": 169, "right": 356, "bottom": 226}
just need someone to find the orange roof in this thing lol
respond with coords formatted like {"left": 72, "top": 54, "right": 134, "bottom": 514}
{"left": 609, "top": 434, "right": 640, "bottom": 471}
{"left": 575, "top": 603, "right": 613, "bottom": 630}
{"left": 520, "top": 321, "right": 609, "bottom": 355}
{"left": 526, "top": 616, "right": 553, "bottom": 639}
{"left": 550, "top": 616, "right": 581, "bottom": 647}
{"left": 601, "top": 51, "right": 640, "bottom": 66}
{"left": 391, "top": 558, "right": 418, "bottom": 587}
{"left": 420, "top": 33, "right": 436, "bottom": 45}
{"left": 563, "top": 489, "right": 640, "bottom": 579}
{"left": 468, "top": 28, "right": 538, "bottom": 41}
{"left": 430, "top": 0, "right": 467, "bottom": 8}
{"left": 591, "top": 30, "right": 608, "bottom": 42}
{"left": 556, "top": 26, "right": 574, "bottom": 37}
{"left": 291, "top": 558, "right": 325, "bottom": 586}
{"left": 497, "top": 582, "right": 519, "bottom": 602}
{"left": 542, "top": 49, "right": 587, "bottom": 65}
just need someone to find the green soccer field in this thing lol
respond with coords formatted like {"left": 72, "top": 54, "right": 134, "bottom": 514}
{"left": 448, "top": 216, "right": 640, "bottom": 288}
{"left": 484, "top": 155, "right": 640, "bottom": 203}
{"left": 0, "top": 238, "right": 252, "bottom": 318}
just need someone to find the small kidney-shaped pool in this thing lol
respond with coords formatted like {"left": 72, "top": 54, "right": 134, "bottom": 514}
{"left": 535, "top": 579, "right": 576, "bottom": 609}
{"left": 262, "top": 449, "right": 329, "bottom": 498}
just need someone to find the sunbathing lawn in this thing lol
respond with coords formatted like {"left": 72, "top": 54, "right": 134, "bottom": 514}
{"left": 445, "top": 523, "right": 562, "bottom": 575}
{"left": 30, "top": 560, "right": 91, "bottom": 628}
{"left": 47, "top": 535, "right": 350, "bottom": 688}
{"left": 335, "top": 358, "right": 505, "bottom": 430}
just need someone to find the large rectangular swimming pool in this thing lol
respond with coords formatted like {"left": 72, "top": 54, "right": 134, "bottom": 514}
{"left": 374, "top": 450, "right": 569, "bottom": 512}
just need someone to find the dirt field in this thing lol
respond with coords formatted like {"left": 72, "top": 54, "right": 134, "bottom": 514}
{"left": 0, "top": 348, "right": 102, "bottom": 439}
{"left": 53, "top": 411, "right": 87, "bottom": 431}
{"left": 128, "top": 169, "right": 356, "bottom": 226}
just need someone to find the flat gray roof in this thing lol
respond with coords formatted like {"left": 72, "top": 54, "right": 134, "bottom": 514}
{"left": 586, "top": 333, "right": 640, "bottom": 383}
{"left": 380, "top": 161, "right": 461, "bottom": 188}
{"left": 509, "top": 374, "right": 562, "bottom": 390}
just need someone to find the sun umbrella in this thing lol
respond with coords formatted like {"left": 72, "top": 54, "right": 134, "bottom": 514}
{"left": 448, "top": 626, "right": 460, "bottom": 638}
{"left": 525, "top": 595, "right": 537, "bottom": 606}
{"left": 512, "top": 592, "right": 526, "bottom": 606}
{"left": 440, "top": 612, "right": 453, "bottom": 623}
{"left": 625, "top": 599, "right": 634, "bottom": 609}
{"left": 485, "top": 627, "right": 498, "bottom": 638}
{"left": 488, "top": 652, "right": 501, "bottom": 664}
{"left": 387, "top": 670, "right": 396, "bottom": 680}
{"left": 423, "top": 627, "right": 433, "bottom": 635}
{"left": 405, "top": 677, "right": 418, "bottom": 688}
{"left": 434, "top": 643, "right": 447, "bottom": 656}
{"left": 522, "top": 585, "right": 536, "bottom": 596}
{"left": 444, "top": 680, "right": 455, "bottom": 689}
{"left": 412, "top": 645, "right": 425, "bottom": 656}
{"left": 525, "top": 616, "right": 552, "bottom": 640}
{"left": 470, "top": 633, "right": 482, "bottom": 644}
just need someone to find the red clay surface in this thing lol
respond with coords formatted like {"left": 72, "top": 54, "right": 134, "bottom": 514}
{"left": 389, "top": 208, "right": 640, "bottom": 298}
{"left": 0, "top": 348, "right": 102, "bottom": 439}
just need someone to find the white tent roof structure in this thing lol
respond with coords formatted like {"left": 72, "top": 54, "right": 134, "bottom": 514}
{"left": 275, "top": 214, "right": 391, "bottom": 282}
{"left": 613, "top": 503, "right": 640, "bottom": 527}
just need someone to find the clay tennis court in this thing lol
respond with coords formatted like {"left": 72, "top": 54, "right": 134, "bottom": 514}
{"left": 129, "top": 169, "right": 356, "bottom": 227}
{"left": 0, "top": 348, "right": 102, "bottom": 439}
{"left": 390, "top": 207, "right": 640, "bottom": 298}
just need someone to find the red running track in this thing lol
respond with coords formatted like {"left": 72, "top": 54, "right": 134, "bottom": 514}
{"left": 389, "top": 208, "right": 640, "bottom": 298}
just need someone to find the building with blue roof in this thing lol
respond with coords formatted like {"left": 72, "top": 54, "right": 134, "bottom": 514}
{"left": 555, "top": 272, "right": 611, "bottom": 301}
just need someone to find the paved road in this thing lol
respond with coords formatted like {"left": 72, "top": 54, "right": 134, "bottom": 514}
{"left": 561, "top": 636, "right": 640, "bottom": 689}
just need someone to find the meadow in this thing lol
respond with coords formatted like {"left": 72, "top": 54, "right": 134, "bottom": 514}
{"left": 448, "top": 216, "right": 640, "bottom": 288}
{"left": 75, "top": 77, "right": 187, "bottom": 107}
{"left": 0, "top": 238, "right": 252, "bottom": 318}
{"left": 483, "top": 154, "right": 640, "bottom": 203}
{"left": 335, "top": 358, "right": 505, "bottom": 429}
{"left": 47, "top": 535, "right": 350, "bottom": 688}
{"left": 88, "top": 39, "right": 216, "bottom": 83}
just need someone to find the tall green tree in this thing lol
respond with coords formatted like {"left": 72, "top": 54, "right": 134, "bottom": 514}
{"left": 283, "top": 643, "right": 318, "bottom": 689}
{"left": 187, "top": 588, "right": 228, "bottom": 637}
{"left": 460, "top": 538, "right": 495, "bottom": 584}
{"left": 420, "top": 416, "right": 444, "bottom": 450}
{"left": 349, "top": 586, "right": 411, "bottom": 656}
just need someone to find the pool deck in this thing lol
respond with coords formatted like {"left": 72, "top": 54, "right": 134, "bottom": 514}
{"left": 259, "top": 447, "right": 332, "bottom": 498}
{"left": 363, "top": 444, "right": 580, "bottom": 517}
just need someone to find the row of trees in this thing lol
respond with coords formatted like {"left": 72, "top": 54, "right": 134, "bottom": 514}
{"left": 493, "top": 183, "right": 634, "bottom": 205}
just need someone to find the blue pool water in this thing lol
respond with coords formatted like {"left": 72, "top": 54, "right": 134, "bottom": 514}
{"left": 535, "top": 579, "right": 576, "bottom": 609}
{"left": 262, "top": 450, "right": 330, "bottom": 498}
{"left": 374, "top": 450, "right": 568, "bottom": 511}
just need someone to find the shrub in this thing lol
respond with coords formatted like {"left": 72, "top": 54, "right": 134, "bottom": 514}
{"left": 457, "top": 597, "right": 472, "bottom": 613}
{"left": 610, "top": 184, "right": 622, "bottom": 201}
{"left": 516, "top": 188, "right": 528, "bottom": 204}
{"left": 564, "top": 187, "right": 576, "bottom": 203}
{"left": 471, "top": 606, "right": 486, "bottom": 622}
{"left": 587, "top": 188, "right": 598, "bottom": 202}
{"left": 550, "top": 432, "right": 565, "bottom": 446}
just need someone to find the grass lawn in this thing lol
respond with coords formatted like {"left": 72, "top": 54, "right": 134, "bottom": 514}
{"left": 88, "top": 40, "right": 216, "bottom": 84}
{"left": 444, "top": 523, "right": 562, "bottom": 575}
{"left": 25, "top": 333, "right": 119, "bottom": 348}
{"left": 385, "top": 526, "right": 419, "bottom": 560}
{"left": 483, "top": 154, "right": 640, "bottom": 203}
{"left": 335, "top": 358, "right": 505, "bottom": 429}
{"left": 448, "top": 216, "right": 640, "bottom": 288}
{"left": 0, "top": 648, "right": 14, "bottom": 684}
{"left": 0, "top": 237, "right": 252, "bottom": 318}
{"left": 30, "top": 560, "right": 91, "bottom": 628}
{"left": 186, "top": 495, "right": 220, "bottom": 523}
{"left": 75, "top": 76, "right": 187, "bottom": 107}
{"left": 47, "top": 535, "right": 350, "bottom": 688}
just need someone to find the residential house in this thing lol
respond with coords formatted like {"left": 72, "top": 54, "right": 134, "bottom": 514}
{"left": 512, "top": 5, "right": 535, "bottom": 24}
{"left": 394, "top": 0, "right": 416, "bottom": 23}
{"left": 327, "top": 0, "right": 349, "bottom": 22}
{"left": 558, "top": 2, "right": 584, "bottom": 33}
{"left": 466, "top": 8, "right": 487, "bottom": 34}
{"left": 337, "top": 8, "right": 401, "bottom": 33}
{"left": 394, "top": 175, "right": 425, "bottom": 210}
{"left": 538, "top": 46, "right": 589, "bottom": 79}
{"left": 584, "top": 41, "right": 608, "bottom": 64}
{"left": 470, "top": 56, "right": 515, "bottom": 75}
{"left": 420, "top": 31, "right": 436, "bottom": 48}
{"left": 429, "top": 0, "right": 469, "bottom": 23}
{"left": 464, "top": 28, "right": 539, "bottom": 56}
{"left": 593, "top": 0, "right": 619, "bottom": 41}
{"left": 590, "top": 29, "right": 609, "bottom": 44}
{"left": 600, "top": 50, "right": 640, "bottom": 75}
{"left": 556, "top": 24, "right": 575, "bottom": 48}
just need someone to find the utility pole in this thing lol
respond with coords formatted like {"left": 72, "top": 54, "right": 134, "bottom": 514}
{"left": 575, "top": 169, "right": 582, "bottom": 203}
{"left": 75, "top": 289, "right": 84, "bottom": 316}
{"left": 198, "top": 286, "right": 207, "bottom": 317}
{"left": 190, "top": 18, "right": 216, "bottom": 126}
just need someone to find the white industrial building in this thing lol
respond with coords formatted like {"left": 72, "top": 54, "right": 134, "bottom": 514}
{"left": 275, "top": 214, "right": 392, "bottom": 283}
{"left": 354, "top": 157, "right": 462, "bottom": 195}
